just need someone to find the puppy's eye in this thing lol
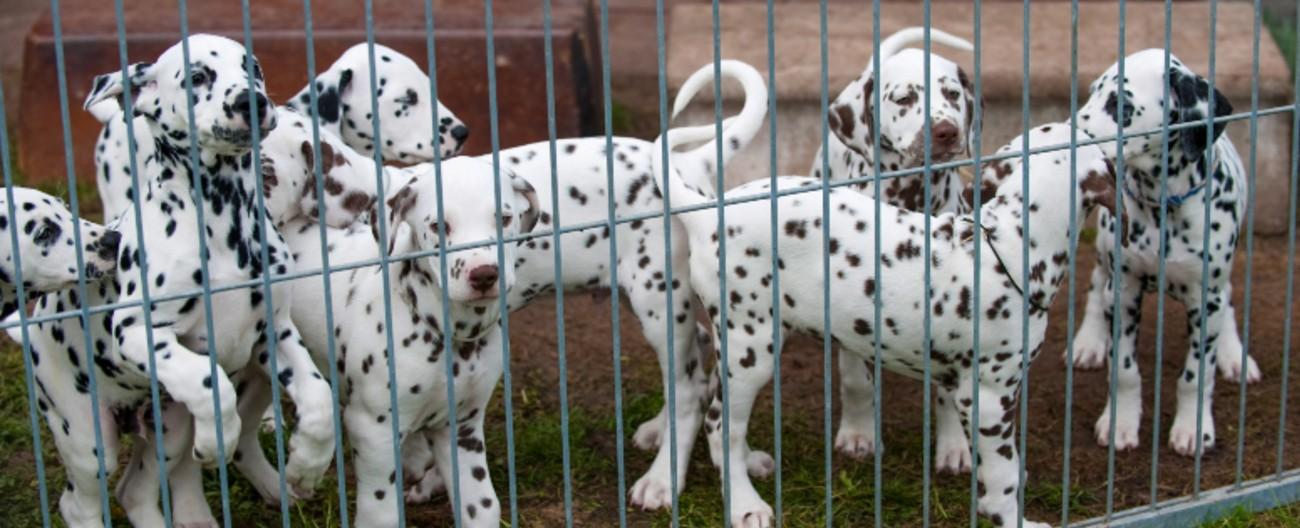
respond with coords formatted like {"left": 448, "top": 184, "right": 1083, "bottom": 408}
{"left": 189, "top": 70, "right": 207, "bottom": 87}
{"left": 430, "top": 221, "right": 450, "bottom": 236}
{"left": 33, "top": 223, "right": 59, "bottom": 245}
{"left": 396, "top": 89, "right": 419, "bottom": 107}
{"left": 500, "top": 214, "right": 513, "bottom": 228}
{"left": 941, "top": 88, "right": 961, "bottom": 102}
{"left": 891, "top": 93, "right": 917, "bottom": 106}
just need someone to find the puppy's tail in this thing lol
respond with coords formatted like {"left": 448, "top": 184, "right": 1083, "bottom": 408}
{"left": 651, "top": 121, "right": 735, "bottom": 240}
{"left": 87, "top": 99, "right": 123, "bottom": 125}
{"left": 867, "top": 27, "right": 973, "bottom": 75}
{"left": 667, "top": 60, "right": 769, "bottom": 192}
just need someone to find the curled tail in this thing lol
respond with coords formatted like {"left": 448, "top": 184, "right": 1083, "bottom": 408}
{"left": 667, "top": 60, "right": 769, "bottom": 191}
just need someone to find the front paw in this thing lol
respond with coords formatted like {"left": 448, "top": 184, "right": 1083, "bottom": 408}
{"left": 834, "top": 425, "right": 878, "bottom": 460}
{"left": 934, "top": 433, "right": 971, "bottom": 475}
{"left": 1068, "top": 329, "right": 1108, "bottom": 370}
{"left": 630, "top": 470, "right": 676, "bottom": 511}
{"left": 1169, "top": 411, "right": 1215, "bottom": 457}
{"left": 1094, "top": 406, "right": 1141, "bottom": 451}
{"left": 192, "top": 414, "right": 242, "bottom": 467}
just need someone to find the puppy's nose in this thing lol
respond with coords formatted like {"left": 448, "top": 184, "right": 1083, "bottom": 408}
{"left": 467, "top": 265, "right": 499, "bottom": 292}
{"left": 932, "top": 122, "right": 959, "bottom": 149}
{"left": 233, "top": 90, "right": 270, "bottom": 128}
{"left": 99, "top": 230, "right": 121, "bottom": 260}
{"left": 450, "top": 125, "right": 469, "bottom": 142}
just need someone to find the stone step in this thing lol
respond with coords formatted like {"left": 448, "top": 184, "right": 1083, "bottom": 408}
{"left": 17, "top": 0, "right": 600, "bottom": 186}
{"left": 667, "top": 2, "right": 1295, "bottom": 233}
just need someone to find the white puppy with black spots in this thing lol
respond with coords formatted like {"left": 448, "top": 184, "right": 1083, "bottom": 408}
{"left": 819, "top": 26, "right": 980, "bottom": 473}
{"left": 1071, "top": 49, "right": 1258, "bottom": 456}
{"left": 657, "top": 120, "right": 1116, "bottom": 528}
{"left": 286, "top": 42, "right": 470, "bottom": 163}
{"left": 15, "top": 35, "right": 335, "bottom": 527}
{"left": 0, "top": 188, "right": 120, "bottom": 319}
{"left": 278, "top": 157, "right": 539, "bottom": 527}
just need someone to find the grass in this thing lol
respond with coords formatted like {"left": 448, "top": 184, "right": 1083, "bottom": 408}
{"left": 3, "top": 328, "right": 1293, "bottom": 527}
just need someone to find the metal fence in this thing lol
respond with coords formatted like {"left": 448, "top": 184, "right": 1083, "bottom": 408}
{"left": 0, "top": 0, "right": 1297, "bottom": 527}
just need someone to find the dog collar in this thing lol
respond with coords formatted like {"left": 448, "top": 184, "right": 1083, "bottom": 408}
{"left": 977, "top": 222, "right": 1049, "bottom": 315}
{"left": 1122, "top": 178, "right": 1208, "bottom": 210}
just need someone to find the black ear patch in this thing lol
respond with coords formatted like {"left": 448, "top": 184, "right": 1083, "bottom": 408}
{"left": 1170, "top": 67, "right": 1232, "bottom": 162}
{"left": 313, "top": 68, "right": 354, "bottom": 124}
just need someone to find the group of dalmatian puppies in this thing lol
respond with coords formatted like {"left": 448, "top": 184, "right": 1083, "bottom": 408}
{"left": 0, "top": 23, "right": 1257, "bottom": 528}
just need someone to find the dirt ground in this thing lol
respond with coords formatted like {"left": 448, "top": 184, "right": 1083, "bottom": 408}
{"left": 408, "top": 235, "right": 1300, "bottom": 527}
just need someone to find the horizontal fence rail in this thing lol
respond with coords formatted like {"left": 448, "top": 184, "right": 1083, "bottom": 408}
{"left": 0, "top": 0, "right": 1296, "bottom": 527}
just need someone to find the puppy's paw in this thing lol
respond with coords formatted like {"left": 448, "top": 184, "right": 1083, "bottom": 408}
{"left": 834, "top": 426, "right": 878, "bottom": 460}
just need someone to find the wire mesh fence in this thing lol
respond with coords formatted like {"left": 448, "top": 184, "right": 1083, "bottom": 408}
{"left": 0, "top": 0, "right": 1296, "bottom": 527}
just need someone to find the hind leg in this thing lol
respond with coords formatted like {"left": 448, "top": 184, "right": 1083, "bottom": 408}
{"left": 1212, "top": 291, "right": 1260, "bottom": 384}
{"left": 45, "top": 394, "right": 120, "bottom": 528}
{"left": 703, "top": 328, "right": 778, "bottom": 528}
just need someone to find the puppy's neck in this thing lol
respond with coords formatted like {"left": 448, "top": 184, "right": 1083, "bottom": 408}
{"left": 1120, "top": 141, "right": 1214, "bottom": 201}
{"left": 979, "top": 176, "right": 1082, "bottom": 316}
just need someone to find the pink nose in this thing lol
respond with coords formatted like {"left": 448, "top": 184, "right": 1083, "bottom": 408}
{"left": 468, "top": 265, "right": 499, "bottom": 292}
{"left": 932, "top": 122, "right": 960, "bottom": 149}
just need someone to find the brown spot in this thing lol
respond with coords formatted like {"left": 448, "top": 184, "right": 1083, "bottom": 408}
{"left": 342, "top": 191, "right": 375, "bottom": 213}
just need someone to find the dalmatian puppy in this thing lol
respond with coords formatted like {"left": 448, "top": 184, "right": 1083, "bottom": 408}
{"left": 656, "top": 121, "right": 1116, "bottom": 528}
{"left": 0, "top": 188, "right": 120, "bottom": 319}
{"left": 274, "top": 157, "right": 539, "bottom": 527}
{"left": 286, "top": 43, "right": 470, "bottom": 163}
{"left": 15, "top": 35, "right": 335, "bottom": 527}
{"left": 820, "top": 26, "right": 979, "bottom": 473}
{"left": 1071, "top": 49, "right": 1257, "bottom": 456}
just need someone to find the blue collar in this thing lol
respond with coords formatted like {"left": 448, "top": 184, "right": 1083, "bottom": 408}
{"left": 1122, "top": 179, "right": 1208, "bottom": 210}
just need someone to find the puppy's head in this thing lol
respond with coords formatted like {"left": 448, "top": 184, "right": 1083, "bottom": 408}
{"left": 0, "top": 188, "right": 120, "bottom": 298}
{"left": 259, "top": 107, "right": 379, "bottom": 228}
{"left": 373, "top": 158, "right": 539, "bottom": 304}
{"left": 828, "top": 49, "right": 977, "bottom": 167}
{"left": 1076, "top": 49, "right": 1232, "bottom": 168}
{"left": 288, "top": 43, "right": 469, "bottom": 164}
{"left": 84, "top": 34, "right": 276, "bottom": 156}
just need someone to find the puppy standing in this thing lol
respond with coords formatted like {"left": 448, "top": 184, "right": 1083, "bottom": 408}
{"left": 279, "top": 158, "right": 539, "bottom": 527}
{"left": 17, "top": 35, "right": 334, "bottom": 527}
{"left": 821, "top": 27, "right": 979, "bottom": 471}
{"left": 1072, "top": 49, "right": 1258, "bottom": 455}
{"left": 657, "top": 121, "right": 1115, "bottom": 527}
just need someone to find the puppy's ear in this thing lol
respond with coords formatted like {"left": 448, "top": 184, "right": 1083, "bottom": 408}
{"left": 84, "top": 62, "right": 154, "bottom": 112}
{"left": 508, "top": 171, "right": 541, "bottom": 234}
{"left": 957, "top": 66, "right": 980, "bottom": 155}
{"left": 1081, "top": 158, "right": 1118, "bottom": 216}
{"left": 827, "top": 77, "right": 874, "bottom": 158}
{"left": 1170, "top": 67, "right": 1233, "bottom": 162}
{"left": 371, "top": 180, "right": 418, "bottom": 256}
{"left": 291, "top": 67, "right": 355, "bottom": 126}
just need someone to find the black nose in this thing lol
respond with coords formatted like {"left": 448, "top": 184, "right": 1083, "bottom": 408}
{"left": 468, "top": 265, "right": 498, "bottom": 292}
{"left": 450, "top": 125, "right": 469, "bottom": 142}
{"left": 233, "top": 90, "right": 270, "bottom": 127}
{"left": 98, "top": 230, "right": 121, "bottom": 259}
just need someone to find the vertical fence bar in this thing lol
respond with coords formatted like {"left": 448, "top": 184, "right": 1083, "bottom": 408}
{"left": 1235, "top": 0, "right": 1264, "bottom": 489}
{"left": 920, "top": 5, "right": 935, "bottom": 526}
{"left": 175, "top": 1, "right": 236, "bottom": 523}
{"left": 595, "top": 0, "right": 630, "bottom": 523}
{"left": 236, "top": 5, "right": 294, "bottom": 526}
{"left": 1277, "top": 1, "right": 1300, "bottom": 478}
{"left": 1149, "top": 0, "right": 1175, "bottom": 507}
{"left": 47, "top": 0, "right": 114, "bottom": 525}
{"left": 969, "top": 0, "right": 985, "bottom": 526}
{"left": 1017, "top": 1, "right": 1033, "bottom": 526}
{"left": 299, "top": 0, "right": 353, "bottom": 522}
{"left": 815, "top": 0, "right": 834, "bottom": 524}
{"left": 1192, "top": 0, "right": 1221, "bottom": 497}
{"left": 478, "top": 0, "right": 522, "bottom": 522}
{"left": 764, "top": 0, "right": 782, "bottom": 523}
{"left": 972, "top": 2, "right": 987, "bottom": 525}
{"left": 709, "top": 0, "right": 733, "bottom": 524}
{"left": 1104, "top": 0, "right": 1129, "bottom": 518}
{"left": 1060, "top": 0, "right": 1080, "bottom": 524}
{"left": 652, "top": 0, "right": 680, "bottom": 523}
{"left": 359, "top": 0, "right": 419, "bottom": 524}
{"left": 869, "top": 1, "right": 885, "bottom": 525}
{"left": 0, "top": 80, "right": 53, "bottom": 528}
{"left": 542, "top": 0, "right": 576, "bottom": 524}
